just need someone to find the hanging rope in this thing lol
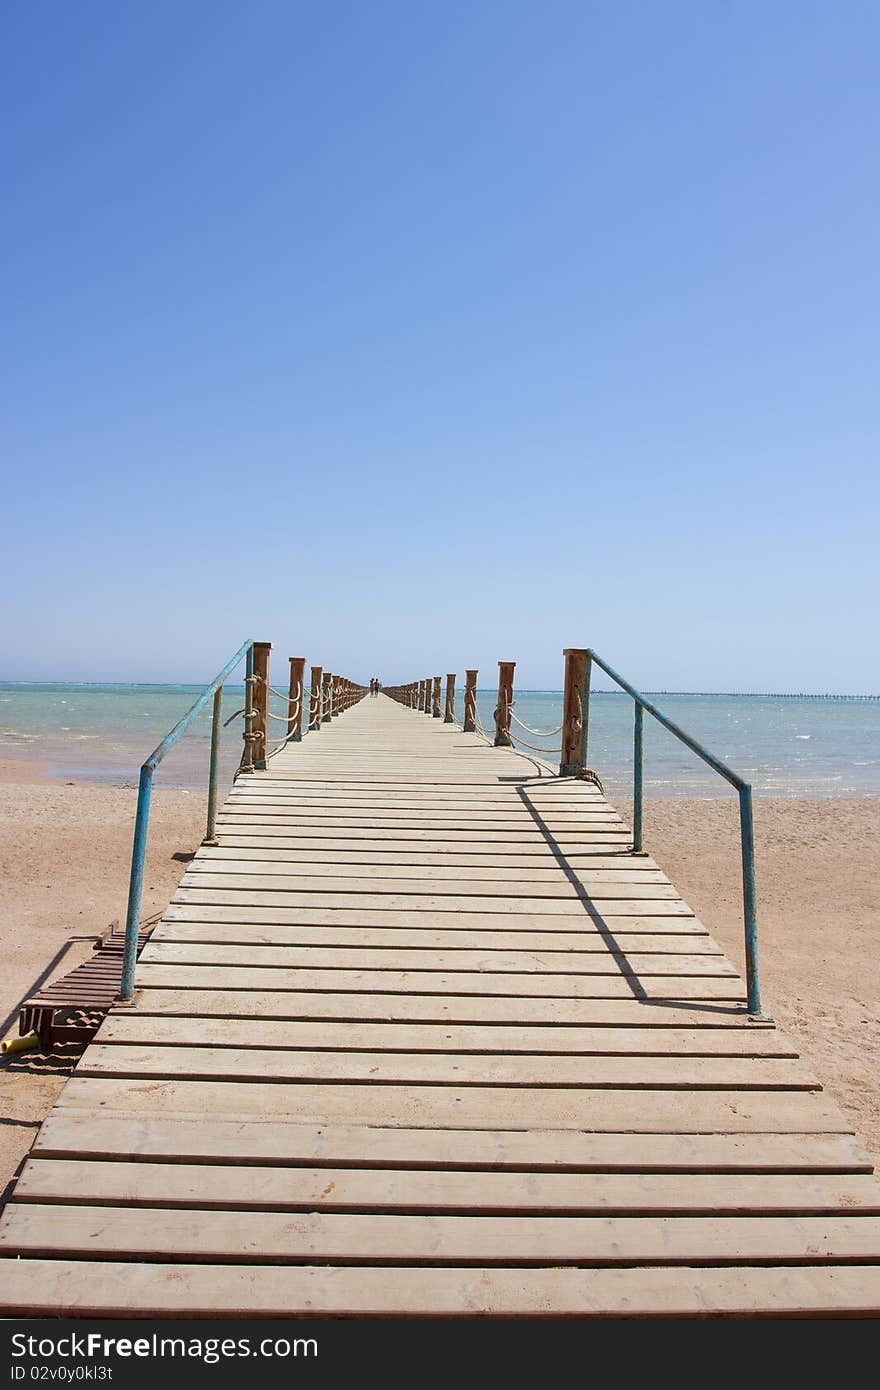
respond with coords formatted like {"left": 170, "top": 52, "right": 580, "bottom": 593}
{"left": 508, "top": 709, "right": 563, "bottom": 738}
{"left": 511, "top": 735, "right": 563, "bottom": 755}
{"left": 266, "top": 704, "right": 301, "bottom": 722}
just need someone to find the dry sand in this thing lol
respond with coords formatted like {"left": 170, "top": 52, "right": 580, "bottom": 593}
{"left": 0, "top": 764, "right": 206, "bottom": 1200}
{"left": 0, "top": 763, "right": 877, "bottom": 1201}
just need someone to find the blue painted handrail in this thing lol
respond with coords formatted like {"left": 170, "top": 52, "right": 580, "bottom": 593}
{"left": 583, "top": 649, "right": 766, "bottom": 1019}
{"left": 120, "top": 638, "right": 255, "bottom": 1000}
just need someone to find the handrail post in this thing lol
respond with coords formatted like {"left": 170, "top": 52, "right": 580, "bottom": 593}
{"left": 420, "top": 679, "right": 427, "bottom": 713}
{"left": 310, "top": 666, "right": 322, "bottom": 731}
{"left": 463, "top": 670, "right": 478, "bottom": 732}
{"left": 444, "top": 674, "right": 455, "bottom": 723}
{"left": 494, "top": 661, "right": 515, "bottom": 746}
{"left": 240, "top": 645, "right": 256, "bottom": 774}
{"left": 252, "top": 641, "right": 271, "bottom": 769}
{"left": 323, "top": 671, "right": 332, "bottom": 720}
{"left": 120, "top": 764, "right": 153, "bottom": 1001}
{"left": 739, "top": 784, "right": 765, "bottom": 1018}
{"left": 560, "top": 648, "right": 588, "bottom": 776}
{"left": 288, "top": 657, "right": 305, "bottom": 741}
{"left": 632, "top": 701, "right": 644, "bottom": 852}
{"left": 432, "top": 676, "right": 441, "bottom": 717}
{"left": 203, "top": 686, "right": 223, "bottom": 846}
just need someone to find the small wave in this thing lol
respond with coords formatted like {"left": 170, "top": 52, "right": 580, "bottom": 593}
{"left": 795, "top": 734, "right": 812, "bottom": 740}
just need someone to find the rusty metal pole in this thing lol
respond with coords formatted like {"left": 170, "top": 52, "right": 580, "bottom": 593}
{"left": 560, "top": 648, "right": 588, "bottom": 776}
{"left": 494, "top": 661, "right": 515, "bottom": 746}
{"left": 444, "top": 674, "right": 455, "bottom": 723}
{"left": 464, "top": 669, "right": 478, "bottom": 733}
{"left": 251, "top": 641, "right": 272, "bottom": 769}
{"left": 288, "top": 657, "right": 305, "bottom": 742}
{"left": 310, "top": 666, "right": 322, "bottom": 731}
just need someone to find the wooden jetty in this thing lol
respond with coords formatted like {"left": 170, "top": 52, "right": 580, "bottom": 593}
{"left": 2, "top": 663, "right": 879, "bottom": 1317}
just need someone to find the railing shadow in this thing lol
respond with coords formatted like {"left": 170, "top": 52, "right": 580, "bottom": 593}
{"left": 516, "top": 784, "right": 747, "bottom": 1017}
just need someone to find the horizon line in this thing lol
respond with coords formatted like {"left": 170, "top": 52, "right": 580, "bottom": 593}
{"left": 1, "top": 680, "right": 879, "bottom": 701}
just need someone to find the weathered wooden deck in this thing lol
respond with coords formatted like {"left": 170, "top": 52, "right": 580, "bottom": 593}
{"left": 2, "top": 693, "right": 879, "bottom": 1316}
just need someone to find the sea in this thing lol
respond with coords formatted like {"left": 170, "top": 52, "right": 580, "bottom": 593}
{"left": 2, "top": 683, "right": 879, "bottom": 800}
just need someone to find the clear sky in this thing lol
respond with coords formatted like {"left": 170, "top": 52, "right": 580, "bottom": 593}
{"left": 2, "top": 1, "right": 878, "bottom": 691}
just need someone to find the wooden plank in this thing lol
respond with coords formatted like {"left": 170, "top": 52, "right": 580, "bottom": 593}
{"left": 225, "top": 802, "right": 620, "bottom": 822}
{"left": 3, "top": 1260, "right": 878, "bottom": 1317}
{"left": 172, "top": 889, "right": 694, "bottom": 917}
{"left": 139, "top": 942, "right": 735, "bottom": 976}
{"left": 217, "top": 801, "right": 615, "bottom": 815}
{"left": 213, "top": 824, "right": 634, "bottom": 843}
{"left": 76, "top": 1044, "right": 816, "bottom": 1089}
{"left": 54, "top": 1078, "right": 848, "bottom": 1132}
{"left": 34, "top": 1114, "right": 872, "bottom": 1173}
{"left": 211, "top": 843, "right": 653, "bottom": 867}
{"left": 134, "top": 963, "right": 745, "bottom": 998}
{"left": 96, "top": 1016, "right": 794, "bottom": 1055}
{"left": 16, "top": 1160, "right": 880, "bottom": 1215}
{"left": 190, "top": 856, "right": 668, "bottom": 884}
{"left": 181, "top": 870, "right": 681, "bottom": 899}
{"left": 215, "top": 814, "right": 628, "bottom": 830}
{"left": 129, "top": 989, "right": 758, "bottom": 1026}
{"left": 4, "top": 1204, "right": 879, "bottom": 1264}
{"left": 153, "top": 924, "right": 722, "bottom": 953}
{"left": 163, "top": 903, "right": 707, "bottom": 933}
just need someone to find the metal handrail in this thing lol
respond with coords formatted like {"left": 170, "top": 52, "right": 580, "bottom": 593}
{"left": 120, "top": 638, "right": 255, "bottom": 1000}
{"left": 584, "top": 648, "right": 767, "bottom": 1019}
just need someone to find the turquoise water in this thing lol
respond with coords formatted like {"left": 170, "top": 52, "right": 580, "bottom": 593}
{"left": 1, "top": 682, "right": 879, "bottom": 798}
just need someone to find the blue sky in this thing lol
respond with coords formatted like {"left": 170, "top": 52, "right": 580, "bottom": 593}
{"left": 2, "top": 1, "right": 878, "bottom": 691}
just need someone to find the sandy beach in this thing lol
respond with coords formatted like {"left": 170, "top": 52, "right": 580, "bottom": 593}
{"left": 0, "top": 763, "right": 877, "bottom": 1201}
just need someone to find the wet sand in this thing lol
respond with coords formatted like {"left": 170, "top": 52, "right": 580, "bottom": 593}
{"left": 0, "top": 764, "right": 877, "bottom": 1198}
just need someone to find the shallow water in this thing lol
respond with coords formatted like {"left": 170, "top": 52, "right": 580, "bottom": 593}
{"left": 1, "top": 682, "right": 878, "bottom": 798}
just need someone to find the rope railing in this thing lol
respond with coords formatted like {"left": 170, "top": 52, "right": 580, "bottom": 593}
{"left": 508, "top": 708, "right": 563, "bottom": 738}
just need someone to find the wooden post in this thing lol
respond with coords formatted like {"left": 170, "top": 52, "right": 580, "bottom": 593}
{"left": 495, "top": 661, "right": 515, "bottom": 746}
{"left": 463, "top": 669, "right": 478, "bottom": 733}
{"left": 444, "top": 674, "right": 455, "bottom": 723}
{"left": 310, "top": 666, "right": 322, "bottom": 731}
{"left": 252, "top": 641, "right": 272, "bottom": 768}
{"left": 560, "top": 648, "right": 588, "bottom": 776}
{"left": 420, "top": 679, "right": 427, "bottom": 714}
{"left": 322, "top": 671, "right": 332, "bottom": 720}
{"left": 432, "top": 675, "right": 441, "bottom": 717}
{"left": 288, "top": 657, "right": 305, "bottom": 742}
